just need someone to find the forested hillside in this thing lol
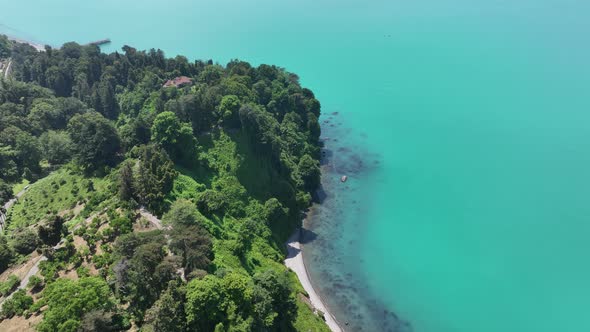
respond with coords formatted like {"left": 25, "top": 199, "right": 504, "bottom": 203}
{"left": 0, "top": 36, "right": 327, "bottom": 331}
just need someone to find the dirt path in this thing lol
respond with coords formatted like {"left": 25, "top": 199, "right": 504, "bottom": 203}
{"left": 3, "top": 187, "right": 27, "bottom": 210}
{"left": 139, "top": 207, "right": 164, "bottom": 229}
{"left": 0, "top": 240, "right": 62, "bottom": 310}
{"left": 137, "top": 207, "right": 185, "bottom": 279}
{"left": 0, "top": 256, "right": 45, "bottom": 309}
{"left": 0, "top": 204, "right": 163, "bottom": 310}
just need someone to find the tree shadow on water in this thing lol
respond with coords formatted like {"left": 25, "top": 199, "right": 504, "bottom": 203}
{"left": 314, "top": 185, "right": 328, "bottom": 204}
{"left": 285, "top": 227, "right": 319, "bottom": 259}
{"left": 300, "top": 227, "right": 318, "bottom": 245}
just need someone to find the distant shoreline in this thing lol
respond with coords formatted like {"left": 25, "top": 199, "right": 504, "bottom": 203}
{"left": 285, "top": 224, "right": 344, "bottom": 332}
{"left": 6, "top": 35, "right": 47, "bottom": 52}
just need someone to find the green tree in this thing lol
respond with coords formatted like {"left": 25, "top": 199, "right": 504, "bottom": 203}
{"left": 15, "top": 130, "right": 42, "bottom": 174}
{"left": 185, "top": 272, "right": 258, "bottom": 331}
{"left": 38, "top": 215, "right": 65, "bottom": 246}
{"left": 143, "top": 280, "right": 187, "bottom": 332}
{"left": 0, "top": 179, "right": 11, "bottom": 206}
{"left": 217, "top": 94, "right": 241, "bottom": 128}
{"left": 37, "top": 277, "right": 114, "bottom": 332}
{"left": 118, "top": 116, "right": 151, "bottom": 151}
{"left": 252, "top": 270, "right": 296, "bottom": 329}
{"left": 134, "top": 145, "right": 177, "bottom": 213}
{"left": 169, "top": 224, "right": 212, "bottom": 273}
{"left": 78, "top": 310, "right": 117, "bottom": 332}
{"left": 118, "top": 160, "right": 135, "bottom": 201}
{"left": 239, "top": 104, "right": 281, "bottom": 159}
{"left": 95, "top": 75, "right": 119, "bottom": 119}
{"left": 162, "top": 199, "right": 205, "bottom": 226}
{"left": 0, "top": 289, "right": 33, "bottom": 318}
{"left": 307, "top": 112, "right": 321, "bottom": 143}
{"left": 45, "top": 66, "right": 67, "bottom": 96}
{"left": 0, "top": 274, "right": 20, "bottom": 296}
{"left": 27, "top": 100, "right": 60, "bottom": 134}
{"left": 11, "top": 228, "right": 40, "bottom": 254}
{"left": 0, "top": 236, "right": 14, "bottom": 273}
{"left": 39, "top": 130, "right": 73, "bottom": 165}
{"left": 151, "top": 111, "right": 197, "bottom": 163}
{"left": 188, "top": 85, "right": 217, "bottom": 134}
{"left": 27, "top": 275, "right": 44, "bottom": 292}
{"left": 67, "top": 111, "right": 120, "bottom": 171}
{"left": 185, "top": 275, "right": 224, "bottom": 331}
{"left": 264, "top": 198, "right": 289, "bottom": 226}
{"left": 135, "top": 145, "right": 177, "bottom": 212}
{"left": 125, "top": 241, "right": 168, "bottom": 315}
{"left": 0, "top": 35, "right": 11, "bottom": 58}
{"left": 297, "top": 154, "right": 321, "bottom": 192}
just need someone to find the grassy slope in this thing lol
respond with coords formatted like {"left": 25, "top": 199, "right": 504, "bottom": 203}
{"left": 11, "top": 179, "right": 29, "bottom": 196}
{"left": 7, "top": 167, "right": 111, "bottom": 230}
{"left": 5, "top": 130, "right": 329, "bottom": 331}
{"left": 174, "top": 130, "right": 330, "bottom": 331}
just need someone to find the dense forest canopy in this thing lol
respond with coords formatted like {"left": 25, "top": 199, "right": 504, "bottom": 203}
{"left": 0, "top": 36, "right": 328, "bottom": 331}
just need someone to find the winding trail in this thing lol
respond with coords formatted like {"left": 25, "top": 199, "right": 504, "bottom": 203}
{"left": 0, "top": 205, "right": 164, "bottom": 310}
{"left": 138, "top": 207, "right": 164, "bottom": 229}
{"left": 0, "top": 255, "right": 45, "bottom": 308}
{"left": 0, "top": 240, "right": 63, "bottom": 309}
{"left": 0, "top": 186, "right": 61, "bottom": 310}
{"left": 138, "top": 207, "right": 185, "bottom": 279}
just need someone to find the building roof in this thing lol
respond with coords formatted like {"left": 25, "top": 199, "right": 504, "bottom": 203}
{"left": 163, "top": 76, "right": 192, "bottom": 88}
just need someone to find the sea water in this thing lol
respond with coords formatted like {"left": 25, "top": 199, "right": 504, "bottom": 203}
{"left": 2, "top": 1, "right": 590, "bottom": 331}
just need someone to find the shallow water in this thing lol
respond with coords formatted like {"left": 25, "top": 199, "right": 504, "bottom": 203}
{"left": 3, "top": 1, "right": 590, "bottom": 331}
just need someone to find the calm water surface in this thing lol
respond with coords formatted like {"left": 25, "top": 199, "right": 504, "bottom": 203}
{"left": 2, "top": 1, "right": 590, "bottom": 331}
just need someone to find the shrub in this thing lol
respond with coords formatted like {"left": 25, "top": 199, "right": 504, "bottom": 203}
{"left": 76, "top": 266, "right": 90, "bottom": 278}
{"left": 11, "top": 228, "right": 40, "bottom": 255}
{"left": 0, "top": 274, "right": 20, "bottom": 296}
{"left": 162, "top": 199, "right": 207, "bottom": 226}
{"left": 1, "top": 290, "right": 33, "bottom": 318}
{"left": 36, "top": 277, "right": 114, "bottom": 332}
{"left": 27, "top": 275, "right": 44, "bottom": 292}
{"left": 29, "top": 298, "right": 46, "bottom": 314}
{"left": 92, "top": 253, "right": 112, "bottom": 269}
{"left": 0, "top": 236, "right": 14, "bottom": 273}
{"left": 109, "top": 215, "right": 132, "bottom": 235}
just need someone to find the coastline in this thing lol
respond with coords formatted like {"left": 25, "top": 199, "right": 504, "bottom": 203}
{"left": 6, "top": 35, "right": 47, "bottom": 51}
{"left": 285, "top": 227, "right": 344, "bottom": 332}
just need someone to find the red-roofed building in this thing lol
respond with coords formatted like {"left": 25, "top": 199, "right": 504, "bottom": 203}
{"left": 163, "top": 76, "right": 193, "bottom": 88}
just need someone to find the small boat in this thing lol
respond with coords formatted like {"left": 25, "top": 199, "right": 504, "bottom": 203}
{"left": 341, "top": 175, "right": 348, "bottom": 182}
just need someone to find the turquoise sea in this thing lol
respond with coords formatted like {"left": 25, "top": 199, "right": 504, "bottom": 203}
{"left": 2, "top": 1, "right": 590, "bottom": 331}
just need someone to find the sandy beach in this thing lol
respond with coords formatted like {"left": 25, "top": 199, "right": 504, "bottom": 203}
{"left": 285, "top": 229, "right": 343, "bottom": 332}
{"left": 6, "top": 36, "right": 46, "bottom": 51}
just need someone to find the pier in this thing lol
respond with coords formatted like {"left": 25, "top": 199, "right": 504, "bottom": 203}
{"left": 86, "top": 38, "right": 111, "bottom": 46}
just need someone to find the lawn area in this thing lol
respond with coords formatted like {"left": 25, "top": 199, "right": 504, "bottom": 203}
{"left": 11, "top": 179, "right": 29, "bottom": 196}
{"left": 7, "top": 167, "right": 111, "bottom": 230}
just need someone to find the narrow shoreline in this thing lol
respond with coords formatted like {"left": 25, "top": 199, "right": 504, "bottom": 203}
{"left": 6, "top": 35, "right": 47, "bottom": 51}
{"left": 285, "top": 227, "right": 344, "bottom": 332}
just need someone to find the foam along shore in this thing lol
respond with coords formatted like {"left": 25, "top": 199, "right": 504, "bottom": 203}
{"left": 7, "top": 36, "right": 46, "bottom": 51}
{"left": 285, "top": 228, "right": 343, "bottom": 332}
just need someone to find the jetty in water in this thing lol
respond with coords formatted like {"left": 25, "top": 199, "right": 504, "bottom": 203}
{"left": 86, "top": 38, "right": 111, "bottom": 46}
